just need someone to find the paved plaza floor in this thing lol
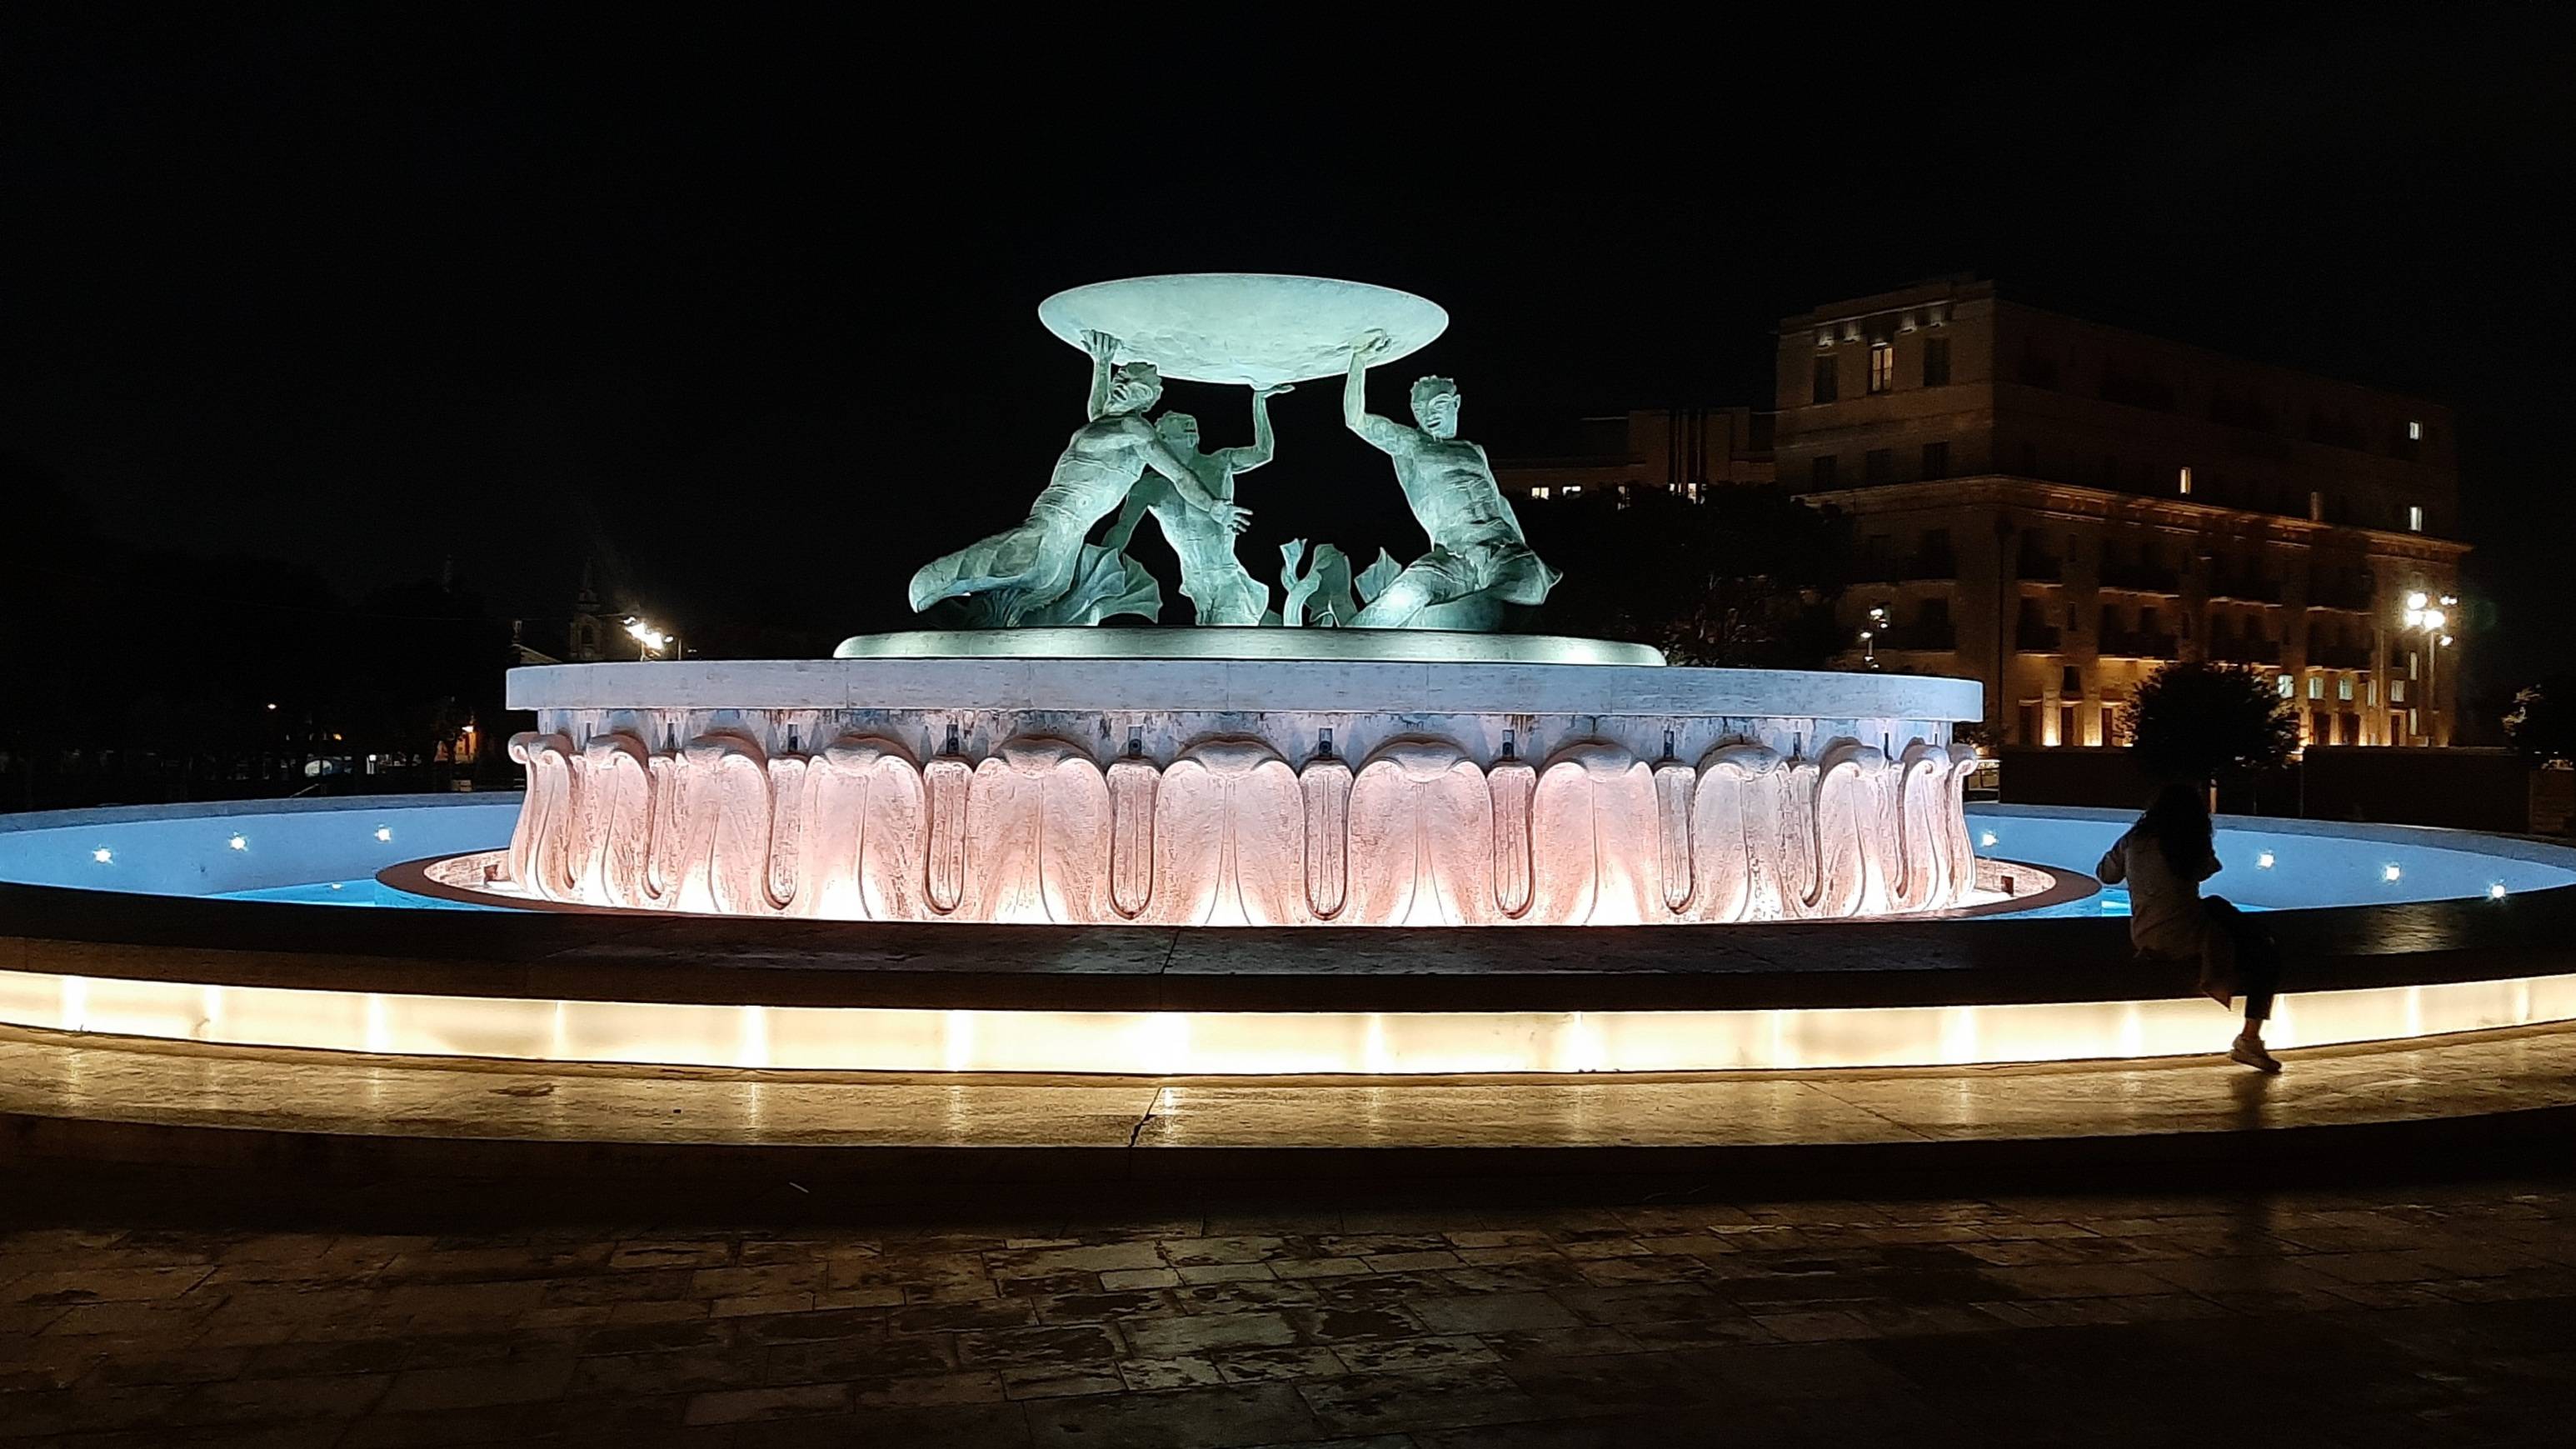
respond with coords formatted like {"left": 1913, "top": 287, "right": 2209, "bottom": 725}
{"left": 5, "top": 1168, "right": 2576, "bottom": 1447}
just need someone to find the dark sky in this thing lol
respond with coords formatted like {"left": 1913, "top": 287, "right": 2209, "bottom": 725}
{"left": 5, "top": 11, "right": 2571, "bottom": 693}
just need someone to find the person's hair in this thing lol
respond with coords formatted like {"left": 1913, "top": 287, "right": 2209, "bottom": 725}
{"left": 2136, "top": 782, "right": 2213, "bottom": 874}
{"left": 1410, "top": 376, "right": 1458, "bottom": 412}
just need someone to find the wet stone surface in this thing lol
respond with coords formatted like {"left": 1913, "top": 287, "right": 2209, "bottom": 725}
{"left": 4, "top": 1179, "right": 2576, "bottom": 1445}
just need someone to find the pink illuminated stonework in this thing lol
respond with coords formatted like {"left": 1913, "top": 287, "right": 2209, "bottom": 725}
{"left": 466, "top": 654, "right": 1989, "bottom": 926}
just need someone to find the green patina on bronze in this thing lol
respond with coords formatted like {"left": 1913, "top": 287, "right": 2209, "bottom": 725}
{"left": 905, "top": 275, "right": 1559, "bottom": 632}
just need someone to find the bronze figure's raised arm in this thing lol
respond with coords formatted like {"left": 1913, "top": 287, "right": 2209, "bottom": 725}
{"left": 1340, "top": 332, "right": 1559, "bottom": 630}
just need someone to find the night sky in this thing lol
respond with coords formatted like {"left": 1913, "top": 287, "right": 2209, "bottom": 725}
{"left": 5, "top": 12, "right": 2570, "bottom": 701}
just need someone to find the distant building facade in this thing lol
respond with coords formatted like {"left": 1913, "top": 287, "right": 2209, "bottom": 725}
{"left": 1493, "top": 407, "right": 1774, "bottom": 504}
{"left": 1780, "top": 278, "right": 2467, "bottom": 747}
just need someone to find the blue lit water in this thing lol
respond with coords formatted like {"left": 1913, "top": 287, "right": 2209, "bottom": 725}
{"left": 215, "top": 879, "right": 501, "bottom": 910}
{"left": 2014, "top": 883, "right": 2274, "bottom": 920}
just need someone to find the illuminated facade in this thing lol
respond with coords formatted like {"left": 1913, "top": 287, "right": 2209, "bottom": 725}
{"left": 1789, "top": 279, "right": 2468, "bottom": 747}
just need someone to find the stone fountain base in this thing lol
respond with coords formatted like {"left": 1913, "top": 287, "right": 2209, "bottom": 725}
{"left": 475, "top": 642, "right": 1986, "bottom": 927}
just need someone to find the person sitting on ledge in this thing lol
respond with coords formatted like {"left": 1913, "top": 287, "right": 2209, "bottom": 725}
{"left": 2095, "top": 782, "right": 2283, "bottom": 1072}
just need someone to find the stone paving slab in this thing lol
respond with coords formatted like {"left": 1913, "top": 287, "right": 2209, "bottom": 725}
{"left": 4, "top": 1019, "right": 2574, "bottom": 1168}
{"left": 3, "top": 1177, "right": 2576, "bottom": 1445}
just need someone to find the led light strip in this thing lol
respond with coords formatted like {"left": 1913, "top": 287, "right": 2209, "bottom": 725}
{"left": 4, "top": 968, "right": 2573, "bottom": 1075}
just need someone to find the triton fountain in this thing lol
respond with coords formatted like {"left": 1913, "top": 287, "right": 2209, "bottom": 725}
{"left": 6, "top": 278, "right": 2574, "bottom": 1097}
{"left": 450, "top": 274, "right": 1993, "bottom": 925}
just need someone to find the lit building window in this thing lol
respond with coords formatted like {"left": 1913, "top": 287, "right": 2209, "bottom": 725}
{"left": 1530, "top": 487, "right": 1550, "bottom": 500}
{"left": 2408, "top": 420, "right": 2423, "bottom": 441}
{"left": 2178, "top": 466, "right": 2193, "bottom": 496}
{"left": 2277, "top": 674, "right": 2295, "bottom": 698}
{"left": 1563, "top": 485, "right": 1582, "bottom": 497}
{"left": 2408, "top": 505, "right": 2424, "bottom": 532}
{"left": 1868, "top": 342, "right": 1895, "bottom": 394}
{"left": 2337, "top": 677, "right": 2354, "bottom": 702}
{"left": 2308, "top": 674, "right": 2324, "bottom": 700}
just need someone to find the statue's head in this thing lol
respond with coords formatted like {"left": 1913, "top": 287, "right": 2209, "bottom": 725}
{"left": 1104, "top": 361, "right": 1163, "bottom": 416}
{"left": 1410, "top": 377, "right": 1461, "bottom": 439}
{"left": 1155, "top": 412, "right": 1201, "bottom": 452}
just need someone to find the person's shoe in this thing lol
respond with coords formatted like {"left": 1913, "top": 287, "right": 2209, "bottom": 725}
{"left": 2229, "top": 1037, "right": 2282, "bottom": 1074}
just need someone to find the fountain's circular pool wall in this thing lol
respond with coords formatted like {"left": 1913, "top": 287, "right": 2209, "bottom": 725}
{"left": 7, "top": 794, "right": 2574, "bottom": 1075}
{"left": 485, "top": 656, "right": 1990, "bottom": 926}
{"left": 4, "top": 795, "right": 2569, "bottom": 915}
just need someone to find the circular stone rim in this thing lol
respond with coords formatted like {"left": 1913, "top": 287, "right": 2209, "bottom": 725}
{"left": 832, "top": 627, "right": 1664, "bottom": 667}
{"left": 505, "top": 658, "right": 1986, "bottom": 720}
{"left": 386, "top": 852, "right": 2091, "bottom": 922}
{"left": 1036, "top": 272, "right": 1450, "bottom": 386}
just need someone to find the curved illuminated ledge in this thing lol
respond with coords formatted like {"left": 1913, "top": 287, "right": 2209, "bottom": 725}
{"left": 832, "top": 627, "right": 1665, "bottom": 667}
{"left": 7, "top": 797, "right": 2574, "bottom": 1077}
{"left": 6, "top": 964, "right": 2574, "bottom": 1075}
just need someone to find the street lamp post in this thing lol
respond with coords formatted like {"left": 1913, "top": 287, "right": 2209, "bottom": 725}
{"left": 624, "top": 617, "right": 679, "bottom": 662}
{"left": 1861, "top": 605, "right": 1887, "bottom": 670}
{"left": 2398, "top": 590, "right": 2459, "bottom": 746}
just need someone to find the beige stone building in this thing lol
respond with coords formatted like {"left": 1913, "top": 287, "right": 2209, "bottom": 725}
{"left": 1780, "top": 279, "right": 2466, "bottom": 747}
{"left": 1491, "top": 279, "right": 2470, "bottom": 748}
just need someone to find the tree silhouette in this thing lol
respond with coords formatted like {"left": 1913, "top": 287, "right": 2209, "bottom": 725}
{"left": 1526, "top": 487, "right": 1850, "bottom": 667}
{"left": 2505, "top": 675, "right": 2576, "bottom": 766}
{"left": 2122, "top": 660, "right": 2299, "bottom": 784}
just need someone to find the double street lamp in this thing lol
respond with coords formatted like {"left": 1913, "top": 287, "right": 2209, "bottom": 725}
{"left": 2398, "top": 590, "right": 2457, "bottom": 745}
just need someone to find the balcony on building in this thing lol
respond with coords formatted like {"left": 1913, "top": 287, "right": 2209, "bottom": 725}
{"left": 2209, "top": 634, "right": 2283, "bottom": 665}
{"left": 1876, "top": 618, "right": 1958, "bottom": 652}
{"left": 2098, "top": 557, "right": 2182, "bottom": 594}
{"left": 2308, "top": 572, "right": 2377, "bottom": 613}
{"left": 1851, "top": 540, "right": 1955, "bottom": 583}
{"left": 2206, "top": 572, "right": 2282, "bottom": 604}
{"left": 2099, "top": 630, "right": 2181, "bottom": 661}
